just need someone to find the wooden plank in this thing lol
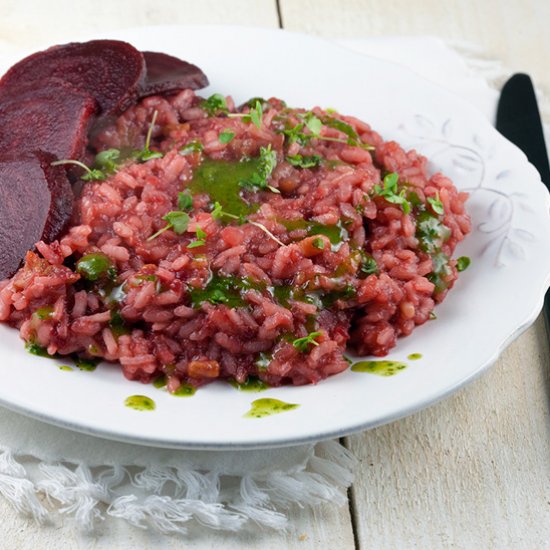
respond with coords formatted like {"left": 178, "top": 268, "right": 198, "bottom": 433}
{"left": 279, "top": 0, "right": 550, "bottom": 92}
{"left": 345, "top": 320, "right": 550, "bottom": 548}
{"left": 281, "top": 1, "right": 550, "bottom": 547}
{"left": 0, "top": 1, "right": 356, "bottom": 548}
{"left": 0, "top": 0, "right": 280, "bottom": 51}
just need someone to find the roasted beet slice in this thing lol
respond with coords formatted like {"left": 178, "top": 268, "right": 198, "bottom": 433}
{"left": 0, "top": 81, "right": 97, "bottom": 161}
{"left": 140, "top": 51, "right": 209, "bottom": 97}
{"left": 0, "top": 40, "right": 146, "bottom": 117}
{"left": 0, "top": 152, "right": 73, "bottom": 279}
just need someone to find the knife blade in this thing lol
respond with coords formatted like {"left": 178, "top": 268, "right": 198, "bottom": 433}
{"left": 496, "top": 73, "right": 550, "bottom": 331}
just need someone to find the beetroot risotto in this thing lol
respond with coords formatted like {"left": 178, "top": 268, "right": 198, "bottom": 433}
{"left": 0, "top": 91, "right": 471, "bottom": 390}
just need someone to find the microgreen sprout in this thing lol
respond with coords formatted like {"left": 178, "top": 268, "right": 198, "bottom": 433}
{"left": 373, "top": 172, "right": 411, "bottom": 214}
{"left": 219, "top": 130, "right": 235, "bottom": 144}
{"left": 187, "top": 226, "right": 207, "bottom": 248}
{"left": 427, "top": 192, "right": 445, "bottom": 215}
{"left": 292, "top": 331, "right": 322, "bottom": 353}
{"left": 228, "top": 100, "right": 263, "bottom": 129}
{"left": 178, "top": 191, "right": 194, "bottom": 211}
{"left": 134, "top": 110, "right": 164, "bottom": 162}
{"left": 51, "top": 159, "right": 106, "bottom": 181}
{"left": 147, "top": 211, "right": 190, "bottom": 241}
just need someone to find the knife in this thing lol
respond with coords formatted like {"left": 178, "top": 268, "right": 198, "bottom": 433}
{"left": 496, "top": 73, "right": 550, "bottom": 332}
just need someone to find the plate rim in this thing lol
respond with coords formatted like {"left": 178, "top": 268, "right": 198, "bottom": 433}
{"left": 0, "top": 24, "right": 549, "bottom": 450}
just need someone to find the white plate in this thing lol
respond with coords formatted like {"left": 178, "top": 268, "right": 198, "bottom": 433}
{"left": 1, "top": 26, "right": 549, "bottom": 450}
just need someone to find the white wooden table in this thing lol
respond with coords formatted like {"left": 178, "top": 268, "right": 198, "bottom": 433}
{"left": 1, "top": 1, "right": 550, "bottom": 548}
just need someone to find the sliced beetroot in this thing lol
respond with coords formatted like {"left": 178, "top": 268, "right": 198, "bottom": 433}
{"left": 0, "top": 81, "right": 98, "bottom": 161}
{"left": 0, "top": 40, "right": 146, "bottom": 117}
{"left": 140, "top": 51, "right": 209, "bottom": 97}
{"left": 36, "top": 151, "right": 74, "bottom": 242}
{"left": 0, "top": 152, "right": 73, "bottom": 279}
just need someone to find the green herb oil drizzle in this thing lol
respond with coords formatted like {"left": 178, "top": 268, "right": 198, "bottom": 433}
{"left": 244, "top": 398, "right": 299, "bottom": 418}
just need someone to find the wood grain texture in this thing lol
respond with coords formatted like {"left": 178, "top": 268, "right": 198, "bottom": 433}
{"left": 0, "top": 0, "right": 279, "bottom": 50}
{"left": 281, "top": 2, "right": 550, "bottom": 546}
{"left": 345, "top": 320, "right": 550, "bottom": 549}
{"left": 279, "top": 0, "right": 550, "bottom": 93}
{"left": 2, "top": 0, "right": 550, "bottom": 548}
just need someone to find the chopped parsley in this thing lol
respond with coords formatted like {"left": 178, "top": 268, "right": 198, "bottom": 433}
{"left": 187, "top": 226, "right": 207, "bottom": 248}
{"left": 280, "top": 111, "right": 374, "bottom": 150}
{"left": 456, "top": 256, "right": 471, "bottom": 272}
{"left": 201, "top": 93, "right": 228, "bottom": 116}
{"left": 76, "top": 253, "right": 116, "bottom": 281}
{"left": 292, "top": 331, "right": 322, "bottom": 353}
{"left": 178, "top": 191, "right": 194, "bottom": 211}
{"left": 179, "top": 140, "right": 203, "bottom": 155}
{"left": 416, "top": 211, "right": 451, "bottom": 254}
{"left": 248, "top": 101, "right": 263, "bottom": 129}
{"left": 373, "top": 172, "right": 411, "bottom": 214}
{"left": 239, "top": 145, "right": 279, "bottom": 193}
{"left": 427, "top": 192, "right": 445, "bottom": 215}
{"left": 312, "top": 237, "right": 325, "bottom": 250}
{"left": 359, "top": 253, "right": 378, "bottom": 275}
{"left": 286, "top": 154, "right": 322, "bottom": 169}
{"left": 219, "top": 130, "right": 236, "bottom": 144}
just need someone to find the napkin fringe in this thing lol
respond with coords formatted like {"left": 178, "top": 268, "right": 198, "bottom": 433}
{"left": 0, "top": 440, "right": 356, "bottom": 535}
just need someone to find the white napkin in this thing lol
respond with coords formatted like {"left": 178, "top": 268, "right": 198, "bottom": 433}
{"left": 0, "top": 35, "right": 521, "bottom": 536}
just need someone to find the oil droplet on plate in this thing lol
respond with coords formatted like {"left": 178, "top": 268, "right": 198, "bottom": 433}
{"left": 351, "top": 360, "right": 407, "bottom": 377}
{"left": 244, "top": 398, "right": 299, "bottom": 418}
{"left": 124, "top": 395, "right": 156, "bottom": 411}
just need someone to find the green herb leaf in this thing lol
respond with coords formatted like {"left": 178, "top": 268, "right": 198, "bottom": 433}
{"left": 134, "top": 110, "right": 164, "bottom": 162}
{"left": 304, "top": 113, "right": 322, "bottom": 135}
{"left": 456, "top": 256, "right": 471, "bottom": 272}
{"left": 164, "top": 211, "right": 190, "bottom": 234}
{"left": 292, "top": 331, "right": 322, "bottom": 353}
{"left": 179, "top": 140, "right": 204, "bottom": 155}
{"left": 286, "top": 154, "right": 322, "bottom": 169}
{"left": 360, "top": 254, "right": 378, "bottom": 275}
{"left": 201, "top": 93, "right": 228, "bottom": 116}
{"left": 95, "top": 149, "right": 121, "bottom": 174}
{"left": 372, "top": 172, "right": 411, "bottom": 214}
{"left": 312, "top": 237, "right": 325, "bottom": 250}
{"left": 249, "top": 101, "right": 263, "bottom": 129}
{"left": 427, "top": 193, "right": 445, "bottom": 215}
{"left": 208, "top": 288, "right": 229, "bottom": 304}
{"left": 81, "top": 168, "right": 108, "bottom": 181}
{"left": 211, "top": 201, "right": 239, "bottom": 221}
{"left": 281, "top": 121, "right": 308, "bottom": 145}
{"left": 76, "top": 253, "right": 116, "bottom": 282}
{"left": 137, "top": 150, "right": 163, "bottom": 162}
{"left": 195, "top": 227, "right": 207, "bottom": 240}
{"left": 51, "top": 159, "right": 106, "bottom": 181}
{"left": 178, "top": 191, "right": 194, "bottom": 211}
{"left": 219, "top": 130, "right": 236, "bottom": 144}
{"left": 322, "top": 116, "right": 374, "bottom": 150}
{"left": 187, "top": 240, "right": 205, "bottom": 248}
{"left": 239, "top": 145, "right": 279, "bottom": 193}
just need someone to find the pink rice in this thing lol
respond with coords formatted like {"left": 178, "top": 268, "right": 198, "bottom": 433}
{"left": 0, "top": 90, "right": 471, "bottom": 390}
